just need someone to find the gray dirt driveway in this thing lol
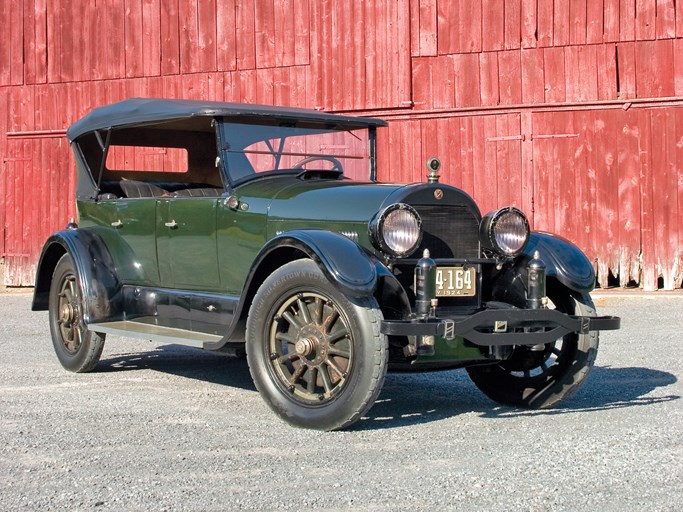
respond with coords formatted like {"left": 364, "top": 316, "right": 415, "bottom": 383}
{"left": 1, "top": 291, "right": 681, "bottom": 511}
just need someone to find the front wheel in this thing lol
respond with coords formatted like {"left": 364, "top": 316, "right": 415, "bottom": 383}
{"left": 246, "top": 259, "right": 387, "bottom": 430}
{"left": 467, "top": 289, "right": 599, "bottom": 408}
{"left": 48, "top": 254, "right": 106, "bottom": 373}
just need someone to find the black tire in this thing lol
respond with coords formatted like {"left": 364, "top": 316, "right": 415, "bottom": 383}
{"left": 467, "top": 289, "right": 599, "bottom": 409}
{"left": 48, "top": 254, "right": 106, "bottom": 373}
{"left": 246, "top": 259, "right": 388, "bottom": 430}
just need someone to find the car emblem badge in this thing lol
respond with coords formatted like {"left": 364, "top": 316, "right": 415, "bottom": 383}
{"left": 434, "top": 189, "right": 443, "bottom": 200}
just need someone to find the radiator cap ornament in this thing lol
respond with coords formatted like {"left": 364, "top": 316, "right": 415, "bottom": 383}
{"left": 426, "top": 157, "right": 441, "bottom": 184}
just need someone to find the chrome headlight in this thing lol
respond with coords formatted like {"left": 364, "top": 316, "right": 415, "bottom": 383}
{"left": 370, "top": 204, "right": 422, "bottom": 257}
{"left": 480, "top": 207, "right": 530, "bottom": 257}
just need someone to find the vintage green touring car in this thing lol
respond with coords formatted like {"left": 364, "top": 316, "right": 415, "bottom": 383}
{"left": 32, "top": 98, "right": 620, "bottom": 430}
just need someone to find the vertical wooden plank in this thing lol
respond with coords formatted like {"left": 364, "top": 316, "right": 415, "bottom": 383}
{"left": 458, "top": 117, "right": 475, "bottom": 196}
{"left": 521, "top": 48, "right": 545, "bottom": 103}
{"left": 34, "top": 0, "right": 48, "bottom": 83}
{"left": 504, "top": 0, "right": 522, "bottom": 49}
{"left": 481, "top": 0, "right": 505, "bottom": 51}
{"left": 556, "top": 112, "right": 577, "bottom": 243}
{"left": 216, "top": 1, "right": 236, "bottom": 70}
{"left": 618, "top": 0, "right": 635, "bottom": 40}
{"left": 521, "top": 0, "right": 537, "bottom": 48}
{"left": 569, "top": 0, "right": 587, "bottom": 44}
{"left": 125, "top": 0, "right": 145, "bottom": 78}
{"left": 594, "top": 110, "right": 621, "bottom": 285}
{"left": 586, "top": 0, "right": 604, "bottom": 43}
{"left": 198, "top": 0, "right": 217, "bottom": 72}
{"left": 412, "top": 56, "right": 456, "bottom": 109}
{"left": 677, "top": 0, "right": 683, "bottom": 37}
{"left": 24, "top": 0, "right": 37, "bottom": 84}
{"left": 566, "top": 44, "right": 598, "bottom": 101}
{"left": 256, "top": 68, "right": 275, "bottom": 105}
{"left": 436, "top": 0, "right": 458, "bottom": 54}
{"left": 635, "top": 0, "right": 656, "bottom": 40}
{"left": 45, "top": 0, "right": 60, "bottom": 82}
{"left": 411, "top": 0, "right": 420, "bottom": 56}
{"left": 471, "top": 116, "right": 497, "bottom": 214}
{"left": 417, "top": 0, "right": 437, "bottom": 57}
{"left": 537, "top": 0, "right": 554, "bottom": 47}
{"left": 543, "top": 47, "right": 566, "bottom": 102}
{"left": 553, "top": 0, "right": 570, "bottom": 46}
{"left": 597, "top": 43, "right": 618, "bottom": 99}
{"left": 293, "top": 0, "right": 310, "bottom": 65}
{"left": 603, "top": 0, "right": 619, "bottom": 42}
{"left": 675, "top": 39, "right": 683, "bottom": 95}
{"left": 520, "top": 111, "right": 535, "bottom": 224}
{"left": 496, "top": 114, "right": 523, "bottom": 208}
{"left": 453, "top": 53, "right": 481, "bottom": 107}
{"left": 637, "top": 109, "right": 657, "bottom": 290}
{"left": 255, "top": 0, "right": 275, "bottom": 69}
{"left": 649, "top": 108, "right": 677, "bottom": 288}
{"left": 59, "top": 1, "right": 75, "bottom": 82}
{"left": 0, "top": 86, "right": 6, "bottom": 258}
{"left": 142, "top": 0, "right": 162, "bottom": 76}
{"left": 675, "top": 108, "right": 683, "bottom": 288}
{"left": 109, "top": 0, "right": 126, "bottom": 79}
{"left": 531, "top": 112, "right": 554, "bottom": 232}
{"left": 458, "top": 0, "right": 482, "bottom": 53}
{"left": 479, "top": 52, "right": 500, "bottom": 106}
{"left": 616, "top": 41, "right": 636, "bottom": 98}
{"left": 636, "top": 39, "right": 675, "bottom": 97}
{"left": 656, "top": 0, "right": 676, "bottom": 38}
{"left": 498, "top": 50, "right": 522, "bottom": 104}
{"left": 161, "top": 0, "right": 180, "bottom": 74}
{"left": 274, "top": 0, "right": 295, "bottom": 67}
{"left": 236, "top": 0, "right": 256, "bottom": 69}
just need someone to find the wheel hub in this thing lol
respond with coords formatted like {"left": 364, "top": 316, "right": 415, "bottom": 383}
{"left": 295, "top": 337, "right": 318, "bottom": 357}
{"left": 60, "top": 302, "right": 75, "bottom": 327}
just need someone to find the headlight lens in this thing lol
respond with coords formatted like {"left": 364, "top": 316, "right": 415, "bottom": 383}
{"left": 370, "top": 204, "right": 422, "bottom": 257}
{"left": 480, "top": 207, "right": 530, "bottom": 257}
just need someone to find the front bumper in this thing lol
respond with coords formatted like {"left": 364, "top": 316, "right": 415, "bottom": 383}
{"left": 381, "top": 307, "right": 621, "bottom": 347}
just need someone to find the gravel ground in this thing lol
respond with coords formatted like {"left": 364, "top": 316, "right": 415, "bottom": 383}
{"left": 1, "top": 292, "right": 681, "bottom": 511}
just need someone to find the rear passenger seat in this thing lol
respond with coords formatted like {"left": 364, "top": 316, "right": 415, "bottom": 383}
{"left": 120, "top": 180, "right": 169, "bottom": 198}
{"left": 172, "top": 188, "right": 223, "bottom": 197}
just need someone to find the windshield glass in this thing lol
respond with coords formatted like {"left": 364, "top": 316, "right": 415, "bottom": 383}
{"left": 219, "top": 121, "right": 372, "bottom": 183}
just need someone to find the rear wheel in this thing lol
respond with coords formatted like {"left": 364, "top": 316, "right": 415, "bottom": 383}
{"left": 48, "top": 254, "right": 105, "bottom": 373}
{"left": 246, "top": 259, "right": 387, "bottom": 430}
{"left": 467, "top": 288, "right": 599, "bottom": 408}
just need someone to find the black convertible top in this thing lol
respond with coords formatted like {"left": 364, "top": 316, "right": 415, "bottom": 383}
{"left": 67, "top": 98, "right": 388, "bottom": 141}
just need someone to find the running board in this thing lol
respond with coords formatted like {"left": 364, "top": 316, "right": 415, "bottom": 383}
{"left": 88, "top": 319, "right": 223, "bottom": 348}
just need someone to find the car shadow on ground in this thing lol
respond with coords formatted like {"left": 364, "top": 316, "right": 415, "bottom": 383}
{"left": 97, "top": 344, "right": 256, "bottom": 391}
{"left": 96, "top": 346, "right": 678, "bottom": 430}
{"left": 355, "top": 365, "right": 679, "bottom": 430}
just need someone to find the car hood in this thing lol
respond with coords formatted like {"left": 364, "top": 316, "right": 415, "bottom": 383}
{"left": 266, "top": 179, "right": 408, "bottom": 223}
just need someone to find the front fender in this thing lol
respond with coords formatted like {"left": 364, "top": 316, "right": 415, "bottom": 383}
{"left": 488, "top": 232, "right": 595, "bottom": 304}
{"left": 31, "top": 229, "right": 123, "bottom": 324}
{"left": 524, "top": 232, "right": 596, "bottom": 294}
{"left": 252, "top": 230, "right": 380, "bottom": 298}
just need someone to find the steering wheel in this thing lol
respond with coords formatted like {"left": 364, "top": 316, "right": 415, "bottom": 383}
{"left": 293, "top": 156, "right": 343, "bottom": 173}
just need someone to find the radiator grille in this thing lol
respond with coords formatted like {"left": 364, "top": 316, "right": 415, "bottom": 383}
{"left": 412, "top": 205, "right": 480, "bottom": 259}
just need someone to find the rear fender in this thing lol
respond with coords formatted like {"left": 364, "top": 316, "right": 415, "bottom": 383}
{"left": 31, "top": 229, "right": 123, "bottom": 324}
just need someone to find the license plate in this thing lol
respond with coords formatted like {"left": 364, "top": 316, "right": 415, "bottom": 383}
{"left": 435, "top": 267, "right": 476, "bottom": 297}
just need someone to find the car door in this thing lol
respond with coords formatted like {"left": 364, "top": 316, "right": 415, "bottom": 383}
{"left": 156, "top": 195, "right": 221, "bottom": 291}
{"left": 110, "top": 198, "right": 162, "bottom": 286}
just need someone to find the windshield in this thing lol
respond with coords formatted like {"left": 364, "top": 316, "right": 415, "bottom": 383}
{"left": 218, "top": 121, "right": 374, "bottom": 184}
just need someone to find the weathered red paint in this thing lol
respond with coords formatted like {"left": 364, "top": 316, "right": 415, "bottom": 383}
{"left": 1, "top": 0, "right": 682, "bottom": 289}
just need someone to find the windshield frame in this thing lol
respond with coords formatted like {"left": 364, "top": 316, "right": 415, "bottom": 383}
{"left": 216, "top": 118, "right": 378, "bottom": 188}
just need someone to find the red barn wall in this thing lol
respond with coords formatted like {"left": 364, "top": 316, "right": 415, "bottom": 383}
{"left": 1, "top": 0, "right": 682, "bottom": 290}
